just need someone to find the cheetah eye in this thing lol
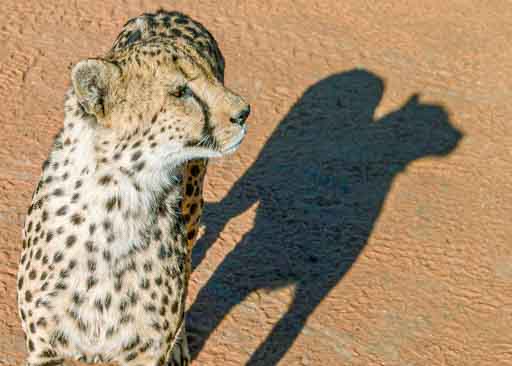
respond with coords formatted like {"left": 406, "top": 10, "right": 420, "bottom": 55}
{"left": 170, "top": 85, "right": 189, "bottom": 98}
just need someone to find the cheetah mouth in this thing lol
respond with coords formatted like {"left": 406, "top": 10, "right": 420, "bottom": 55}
{"left": 221, "top": 125, "right": 247, "bottom": 155}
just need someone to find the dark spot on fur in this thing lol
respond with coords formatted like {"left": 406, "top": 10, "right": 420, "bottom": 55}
{"left": 133, "top": 182, "right": 142, "bottom": 192}
{"left": 131, "top": 150, "right": 142, "bottom": 161}
{"left": 152, "top": 321, "right": 162, "bottom": 332}
{"left": 71, "top": 193, "right": 80, "bottom": 203}
{"left": 125, "top": 352, "right": 138, "bottom": 362}
{"left": 162, "top": 294, "right": 169, "bottom": 305}
{"left": 55, "top": 281, "right": 67, "bottom": 290}
{"left": 87, "top": 259, "right": 96, "bottom": 272}
{"left": 40, "top": 349, "right": 58, "bottom": 358}
{"left": 123, "top": 334, "right": 141, "bottom": 352}
{"left": 86, "top": 276, "right": 98, "bottom": 290}
{"left": 162, "top": 319, "right": 170, "bottom": 330}
{"left": 85, "top": 240, "right": 96, "bottom": 253}
{"left": 72, "top": 292, "right": 84, "bottom": 305}
{"left": 65, "top": 235, "right": 77, "bottom": 248}
{"left": 120, "top": 314, "right": 133, "bottom": 324}
{"left": 28, "top": 339, "right": 35, "bottom": 351}
{"left": 103, "top": 219, "right": 112, "bottom": 231}
{"left": 191, "top": 164, "right": 200, "bottom": 177}
{"left": 53, "top": 252, "right": 64, "bottom": 263}
{"left": 185, "top": 183, "right": 194, "bottom": 196}
{"left": 99, "top": 175, "right": 113, "bottom": 185}
{"left": 158, "top": 244, "right": 168, "bottom": 260}
{"left": 171, "top": 300, "right": 179, "bottom": 314}
{"left": 103, "top": 250, "right": 111, "bottom": 262}
{"left": 68, "top": 259, "right": 77, "bottom": 270}
{"left": 36, "top": 317, "right": 47, "bottom": 327}
{"left": 42, "top": 160, "right": 50, "bottom": 171}
{"left": 94, "top": 298, "right": 103, "bottom": 313}
{"left": 29, "top": 270, "right": 37, "bottom": 280}
{"left": 56, "top": 205, "right": 68, "bottom": 216}
{"left": 107, "top": 233, "right": 116, "bottom": 243}
{"left": 114, "top": 278, "right": 122, "bottom": 292}
{"left": 106, "top": 326, "right": 116, "bottom": 338}
{"left": 105, "top": 293, "right": 112, "bottom": 310}
{"left": 153, "top": 228, "right": 162, "bottom": 241}
{"left": 105, "top": 196, "right": 121, "bottom": 212}
{"left": 70, "top": 213, "right": 84, "bottom": 225}
{"left": 144, "top": 303, "right": 156, "bottom": 313}
{"left": 143, "top": 261, "right": 153, "bottom": 273}
{"left": 139, "top": 278, "right": 150, "bottom": 290}
{"left": 133, "top": 161, "right": 145, "bottom": 172}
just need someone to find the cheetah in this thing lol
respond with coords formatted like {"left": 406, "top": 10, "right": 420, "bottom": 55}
{"left": 17, "top": 10, "right": 250, "bottom": 366}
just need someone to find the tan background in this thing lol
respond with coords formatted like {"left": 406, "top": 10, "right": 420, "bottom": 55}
{"left": 1, "top": 1, "right": 512, "bottom": 365}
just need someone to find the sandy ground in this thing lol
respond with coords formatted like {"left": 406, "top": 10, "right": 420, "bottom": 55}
{"left": 1, "top": 1, "right": 512, "bottom": 365}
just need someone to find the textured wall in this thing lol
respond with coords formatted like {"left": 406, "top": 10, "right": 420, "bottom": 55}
{"left": 1, "top": 1, "right": 511, "bottom": 365}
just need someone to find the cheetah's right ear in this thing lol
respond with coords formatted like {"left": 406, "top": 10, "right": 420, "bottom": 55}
{"left": 71, "top": 59, "right": 121, "bottom": 119}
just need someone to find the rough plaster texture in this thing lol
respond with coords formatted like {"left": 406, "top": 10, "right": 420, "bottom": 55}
{"left": 1, "top": 1, "right": 512, "bottom": 365}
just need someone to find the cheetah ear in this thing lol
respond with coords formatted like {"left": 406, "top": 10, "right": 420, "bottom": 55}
{"left": 71, "top": 59, "right": 121, "bottom": 119}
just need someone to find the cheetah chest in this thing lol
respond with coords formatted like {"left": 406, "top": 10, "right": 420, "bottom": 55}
{"left": 17, "top": 133, "right": 189, "bottom": 361}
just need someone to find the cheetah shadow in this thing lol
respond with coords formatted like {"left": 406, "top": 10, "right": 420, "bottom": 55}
{"left": 188, "top": 69, "right": 463, "bottom": 365}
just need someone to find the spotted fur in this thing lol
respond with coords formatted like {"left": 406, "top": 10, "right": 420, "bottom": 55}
{"left": 17, "top": 10, "right": 249, "bottom": 366}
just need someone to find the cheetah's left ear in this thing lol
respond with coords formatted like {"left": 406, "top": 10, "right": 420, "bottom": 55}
{"left": 71, "top": 59, "right": 121, "bottom": 119}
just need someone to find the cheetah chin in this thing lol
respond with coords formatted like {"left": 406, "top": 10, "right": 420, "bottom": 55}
{"left": 222, "top": 125, "right": 248, "bottom": 155}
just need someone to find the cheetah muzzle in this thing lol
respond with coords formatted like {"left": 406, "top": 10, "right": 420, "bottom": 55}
{"left": 17, "top": 9, "right": 250, "bottom": 366}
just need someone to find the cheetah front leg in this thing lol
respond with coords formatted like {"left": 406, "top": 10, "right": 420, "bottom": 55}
{"left": 120, "top": 326, "right": 190, "bottom": 366}
{"left": 26, "top": 357, "right": 64, "bottom": 366}
{"left": 26, "top": 361, "right": 64, "bottom": 366}
{"left": 176, "top": 158, "right": 208, "bottom": 361}
{"left": 25, "top": 340, "right": 63, "bottom": 366}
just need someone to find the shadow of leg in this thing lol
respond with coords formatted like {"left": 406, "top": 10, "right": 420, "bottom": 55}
{"left": 245, "top": 280, "right": 337, "bottom": 366}
{"left": 187, "top": 260, "right": 252, "bottom": 360}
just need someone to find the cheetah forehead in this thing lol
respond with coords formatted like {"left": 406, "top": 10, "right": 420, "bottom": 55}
{"left": 108, "top": 10, "right": 225, "bottom": 82}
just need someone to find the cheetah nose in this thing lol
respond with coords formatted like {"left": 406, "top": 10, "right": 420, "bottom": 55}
{"left": 230, "top": 105, "right": 251, "bottom": 126}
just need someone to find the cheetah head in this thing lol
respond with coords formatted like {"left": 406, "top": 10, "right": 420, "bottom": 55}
{"left": 70, "top": 38, "right": 250, "bottom": 161}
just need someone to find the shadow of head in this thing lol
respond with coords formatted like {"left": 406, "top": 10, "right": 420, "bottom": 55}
{"left": 264, "top": 69, "right": 463, "bottom": 169}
